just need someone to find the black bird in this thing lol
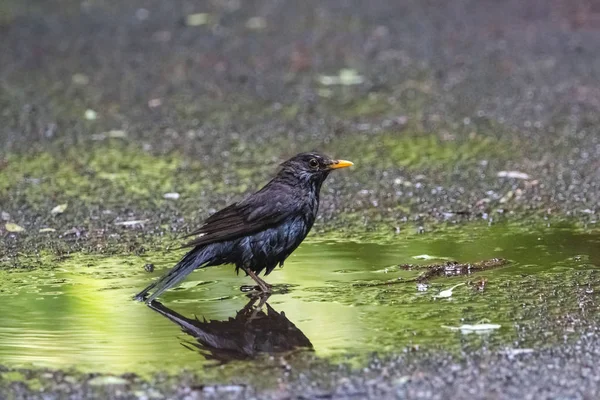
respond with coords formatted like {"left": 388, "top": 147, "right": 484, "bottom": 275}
{"left": 134, "top": 152, "right": 353, "bottom": 303}
{"left": 148, "top": 295, "right": 313, "bottom": 363}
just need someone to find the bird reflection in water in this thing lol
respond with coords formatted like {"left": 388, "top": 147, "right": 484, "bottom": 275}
{"left": 148, "top": 295, "right": 313, "bottom": 363}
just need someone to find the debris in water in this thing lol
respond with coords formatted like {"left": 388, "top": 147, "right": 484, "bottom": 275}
{"left": 399, "top": 258, "right": 508, "bottom": 282}
{"left": 353, "top": 258, "right": 508, "bottom": 287}
{"left": 144, "top": 263, "right": 155, "bottom": 273}
{"left": 471, "top": 277, "right": 488, "bottom": 292}
{"left": 433, "top": 283, "right": 465, "bottom": 298}
{"left": 416, "top": 283, "right": 429, "bottom": 292}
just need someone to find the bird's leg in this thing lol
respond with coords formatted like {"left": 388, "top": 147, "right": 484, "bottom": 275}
{"left": 246, "top": 293, "right": 271, "bottom": 323}
{"left": 245, "top": 269, "right": 272, "bottom": 293}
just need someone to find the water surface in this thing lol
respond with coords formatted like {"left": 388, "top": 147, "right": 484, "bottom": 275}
{"left": 0, "top": 224, "right": 598, "bottom": 375}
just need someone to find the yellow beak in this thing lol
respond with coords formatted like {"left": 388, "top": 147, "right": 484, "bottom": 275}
{"left": 329, "top": 159, "right": 354, "bottom": 169}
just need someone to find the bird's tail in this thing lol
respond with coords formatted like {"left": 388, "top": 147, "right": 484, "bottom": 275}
{"left": 133, "top": 247, "right": 212, "bottom": 303}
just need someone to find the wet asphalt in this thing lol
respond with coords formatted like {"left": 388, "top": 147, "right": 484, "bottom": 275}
{"left": 1, "top": 0, "right": 600, "bottom": 398}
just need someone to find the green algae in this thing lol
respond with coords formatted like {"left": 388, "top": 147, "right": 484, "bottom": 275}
{"left": 340, "top": 92, "right": 396, "bottom": 118}
{"left": 1, "top": 144, "right": 183, "bottom": 201}
{"left": 0, "top": 141, "right": 297, "bottom": 209}
{"left": 0, "top": 132, "right": 500, "bottom": 260}
{"left": 332, "top": 131, "right": 519, "bottom": 171}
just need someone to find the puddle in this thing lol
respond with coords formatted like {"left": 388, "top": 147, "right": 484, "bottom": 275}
{"left": 0, "top": 224, "right": 599, "bottom": 376}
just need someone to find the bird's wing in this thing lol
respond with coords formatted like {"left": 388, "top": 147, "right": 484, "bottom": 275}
{"left": 180, "top": 185, "right": 298, "bottom": 248}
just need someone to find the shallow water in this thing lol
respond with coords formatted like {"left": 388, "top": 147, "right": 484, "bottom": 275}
{"left": 0, "top": 224, "right": 598, "bottom": 375}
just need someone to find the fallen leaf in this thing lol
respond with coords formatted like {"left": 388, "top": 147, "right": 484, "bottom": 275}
{"left": 51, "top": 203, "right": 68, "bottom": 215}
{"left": 72, "top": 73, "right": 90, "bottom": 85}
{"left": 497, "top": 170, "right": 531, "bottom": 180}
{"left": 246, "top": 16, "right": 267, "bottom": 30}
{"left": 106, "top": 130, "right": 127, "bottom": 138}
{"left": 318, "top": 68, "right": 364, "bottom": 86}
{"left": 5, "top": 223, "right": 25, "bottom": 232}
{"left": 185, "top": 13, "right": 209, "bottom": 26}
{"left": 339, "top": 69, "right": 364, "bottom": 85}
{"left": 148, "top": 98, "right": 162, "bottom": 108}
{"left": 84, "top": 109, "right": 97, "bottom": 120}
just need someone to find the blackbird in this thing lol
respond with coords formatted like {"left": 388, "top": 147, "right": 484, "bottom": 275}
{"left": 134, "top": 152, "right": 353, "bottom": 303}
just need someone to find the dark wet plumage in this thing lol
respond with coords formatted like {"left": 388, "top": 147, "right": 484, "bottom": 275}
{"left": 148, "top": 295, "right": 312, "bottom": 363}
{"left": 134, "top": 152, "right": 353, "bottom": 302}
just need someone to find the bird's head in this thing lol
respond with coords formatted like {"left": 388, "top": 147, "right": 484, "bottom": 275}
{"left": 278, "top": 152, "right": 353, "bottom": 186}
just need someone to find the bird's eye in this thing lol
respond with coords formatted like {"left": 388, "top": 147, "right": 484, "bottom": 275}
{"left": 309, "top": 158, "right": 319, "bottom": 169}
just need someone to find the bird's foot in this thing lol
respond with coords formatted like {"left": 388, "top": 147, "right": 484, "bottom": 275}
{"left": 243, "top": 269, "right": 273, "bottom": 293}
{"left": 240, "top": 284, "right": 294, "bottom": 298}
{"left": 258, "top": 282, "right": 272, "bottom": 293}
